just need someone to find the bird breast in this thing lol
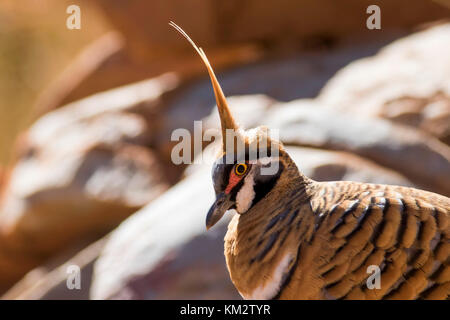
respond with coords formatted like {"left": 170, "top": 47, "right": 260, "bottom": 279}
{"left": 241, "top": 253, "right": 293, "bottom": 299}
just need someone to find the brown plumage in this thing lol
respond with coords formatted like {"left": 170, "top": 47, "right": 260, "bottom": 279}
{"left": 225, "top": 179, "right": 449, "bottom": 299}
{"left": 170, "top": 22, "right": 450, "bottom": 300}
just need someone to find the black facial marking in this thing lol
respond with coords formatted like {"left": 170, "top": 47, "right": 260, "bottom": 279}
{"left": 252, "top": 161, "right": 284, "bottom": 206}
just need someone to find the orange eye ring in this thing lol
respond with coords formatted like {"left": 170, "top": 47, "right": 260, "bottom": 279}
{"left": 235, "top": 163, "right": 248, "bottom": 176}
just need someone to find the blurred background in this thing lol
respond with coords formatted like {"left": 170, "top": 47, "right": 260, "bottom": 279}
{"left": 0, "top": 0, "right": 449, "bottom": 299}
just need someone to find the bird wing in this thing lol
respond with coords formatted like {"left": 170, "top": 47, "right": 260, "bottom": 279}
{"left": 309, "top": 182, "right": 449, "bottom": 300}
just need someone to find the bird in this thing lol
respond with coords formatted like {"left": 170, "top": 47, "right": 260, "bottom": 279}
{"left": 169, "top": 22, "right": 450, "bottom": 300}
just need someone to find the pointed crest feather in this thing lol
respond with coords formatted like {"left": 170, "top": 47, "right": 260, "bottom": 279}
{"left": 169, "top": 21, "right": 242, "bottom": 152}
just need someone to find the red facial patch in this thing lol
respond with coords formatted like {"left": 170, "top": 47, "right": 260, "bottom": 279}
{"left": 225, "top": 171, "right": 243, "bottom": 194}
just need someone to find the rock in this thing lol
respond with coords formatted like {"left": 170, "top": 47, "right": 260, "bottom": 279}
{"left": 319, "top": 23, "right": 450, "bottom": 144}
{"left": 286, "top": 147, "right": 414, "bottom": 187}
{"left": 0, "top": 75, "right": 178, "bottom": 291}
{"left": 90, "top": 143, "right": 415, "bottom": 300}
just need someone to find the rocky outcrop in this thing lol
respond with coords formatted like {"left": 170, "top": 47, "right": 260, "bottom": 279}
{"left": 0, "top": 75, "right": 178, "bottom": 291}
{"left": 319, "top": 23, "right": 450, "bottom": 145}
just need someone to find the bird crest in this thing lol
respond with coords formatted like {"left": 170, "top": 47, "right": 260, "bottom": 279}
{"left": 169, "top": 21, "right": 280, "bottom": 161}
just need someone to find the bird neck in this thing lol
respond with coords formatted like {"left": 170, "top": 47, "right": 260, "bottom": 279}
{"left": 224, "top": 161, "right": 315, "bottom": 299}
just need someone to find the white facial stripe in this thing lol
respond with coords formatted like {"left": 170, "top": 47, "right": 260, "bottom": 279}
{"left": 242, "top": 253, "right": 292, "bottom": 300}
{"left": 236, "top": 166, "right": 256, "bottom": 213}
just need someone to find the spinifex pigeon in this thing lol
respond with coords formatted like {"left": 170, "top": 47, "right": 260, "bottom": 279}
{"left": 170, "top": 22, "right": 449, "bottom": 300}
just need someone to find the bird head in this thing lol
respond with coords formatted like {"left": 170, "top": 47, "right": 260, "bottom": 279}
{"left": 170, "top": 22, "right": 299, "bottom": 230}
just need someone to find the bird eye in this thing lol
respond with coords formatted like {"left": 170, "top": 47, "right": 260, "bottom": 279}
{"left": 235, "top": 163, "right": 248, "bottom": 176}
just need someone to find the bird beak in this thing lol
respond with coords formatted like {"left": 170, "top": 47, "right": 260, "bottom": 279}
{"left": 206, "top": 192, "right": 233, "bottom": 230}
